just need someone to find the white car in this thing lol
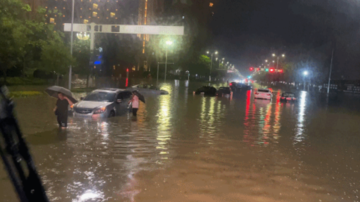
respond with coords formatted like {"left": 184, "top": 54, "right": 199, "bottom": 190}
{"left": 254, "top": 89, "right": 272, "bottom": 100}
{"left": 73, "top": 88, "right": 132, "bottom": 119}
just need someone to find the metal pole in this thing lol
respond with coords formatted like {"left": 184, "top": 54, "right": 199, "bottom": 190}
{"left": 164, "top": 48, "right": 168, "bottom": 82}
{"left": 68, "top": 0, "right": 74, "bottom": 89}
{"left": 157, "top": 62, "right": 159, "bottom": 85}
{"left": 327, "top": 49, "right": 334, "bottom": 94}
{"left": 276, "top": 56, "right": 279, "bottom": 70}
{"left": 188, "top": 72, "right": 190, "bottom": 81}
{"left": 209, "top": 54, "right": 213, "bottom": 82}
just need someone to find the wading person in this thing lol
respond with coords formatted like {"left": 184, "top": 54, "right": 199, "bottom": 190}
{"left": 54, "top": 92, "right": 73, "bottom": 129}
{"left": 129, "top": 91, "right": 139, "bottom": 117}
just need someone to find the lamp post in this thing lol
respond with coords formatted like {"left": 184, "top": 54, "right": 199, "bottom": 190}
{"left": 164, "top": 40, "right": 173, "bottom": 82}
{"left": 272, "top": 53, "right": 285, "bottom": 70}
{"left": 68, "top": 0, "right": 75, "bottom": 89}
{"left": 206, "top": 51, "right": 218, "bottom": 82}
{"left": 303, "top": 71, "right": 308, "bottom": 90}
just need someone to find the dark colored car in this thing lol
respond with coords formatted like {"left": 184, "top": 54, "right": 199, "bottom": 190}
{"left": 216, "top": 87, "right": 231, "bottom": 96}
{"left": 195, "top": 86, "right": 217, "bottom": 96}
{"left": 280, "top": 92, "right": 296, "bottom": 102}
{"left": 229, "top": 82, "right": 251, "bottom": 92}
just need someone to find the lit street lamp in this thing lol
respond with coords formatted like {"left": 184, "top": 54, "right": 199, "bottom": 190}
{"left": 206, "top": 51, "right": 218, "bottom": 82}
{"left": 164, "top": 40, "right": 173, "bottom": 81}
{"left": 303, "top": 71, "right": 309, "bottom": 89}
{"left": 272, "top": 53, "right": 285, "bottom": 70}
{"left": 265, "top": 59, "right": 268, "bottom": 63}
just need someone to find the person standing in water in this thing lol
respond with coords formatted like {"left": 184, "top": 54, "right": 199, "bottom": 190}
{"left": 129, "top": 91, "right": 139, "bottom": 117}
{"left": 54, "top": 92, "right": 73, "bottom": 129}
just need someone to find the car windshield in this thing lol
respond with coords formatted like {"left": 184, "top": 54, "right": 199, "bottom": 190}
{"left": 258, "top": 89, "right": 270, "bottom": 93}
{"left": 84, "top": 92, "right": 116, "bottom": 102}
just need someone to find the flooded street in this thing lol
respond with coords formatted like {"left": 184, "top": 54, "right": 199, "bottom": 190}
{"left": 1, "top": 81, "right": 360, "bottom": 202}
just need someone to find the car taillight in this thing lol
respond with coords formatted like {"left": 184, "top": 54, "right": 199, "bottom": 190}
{"left": 282, "top": 97, "right": 285, "bottom": 99}
{"left": 255, "top": 92, "right": 259, "bottom": 95}
{"left": 230, "top": 83, "right": 233, "bottom": 86}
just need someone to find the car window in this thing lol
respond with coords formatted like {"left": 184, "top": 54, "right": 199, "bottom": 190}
{"left": 84, "top": 92, "right": 116, "bottom": 102}
{"left": 123, "top": 91, "right": 132, "bottom": 99}
{"left": 258, "top": 90, "right": 270, "bottom": 93}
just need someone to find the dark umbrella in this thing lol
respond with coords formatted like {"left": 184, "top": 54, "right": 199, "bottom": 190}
{"left": 46, "top": 86, "right": 77, "bottom": 103}
{"left": 133, "top": 91, "right": 145, "bottom": 103}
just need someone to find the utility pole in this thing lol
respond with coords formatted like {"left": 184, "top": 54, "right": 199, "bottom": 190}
{"left": 68, "top": 0, "right": 74, "bottom": 89}
{"left": 327, "top": 49, "right": 334, "bottom": 94}
{"left": 209, "top": 54, "right": 213, "bottom": 82}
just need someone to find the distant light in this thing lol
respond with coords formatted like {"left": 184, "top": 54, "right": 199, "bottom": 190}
{"left": 206, "top": 51, "right": 209, "bottom": 54}
{"left": 272, "top": 60, "right": 275, "bottom": 63}
{"left": 272, "top": 53, "right": 276, "bottom": 57}
{"left": 94, "top": 61, "right": 101, "bottom": 65}
{"left": 182, "top": 16, "right": 185, "bottom": 19}
{"left": 166, "top": 41, "right": 173, "bottom": 45}
{"left": 265, "top": 59, "right": 268, "bottom": 63}
{"left": 248, "top": 76, "right": 251, "bottom": 79}
{"left": 303, "top": 71, "right": 308, "bottom": 76}
{"left": 282, "top": 54, "right": 285, "bottom": 57}
{"left": 215, "top": 51, "right": 218, "bottom": 54}
{"left": 126, "top": 68, "right": 129, "bottom": 72}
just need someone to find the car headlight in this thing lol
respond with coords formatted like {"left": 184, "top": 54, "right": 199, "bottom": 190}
{"left": 93, "top": 106, "right": 106, "bottom": 114}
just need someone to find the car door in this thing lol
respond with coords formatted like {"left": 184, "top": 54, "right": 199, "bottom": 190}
{"left": 122, "top": 91, "right": 132, "bottom": 105}
{"left": 115, "top": 92, "right": 124, "bottom": 115}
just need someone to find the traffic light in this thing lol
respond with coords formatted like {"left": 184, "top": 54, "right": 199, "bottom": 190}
{"left": 265, "top": 68, "right": 269, "bottom": 72}
{"left": 249, "top": 67, "right": 254, "bottom": 71}
{"left": 279, "top": 69, "right": 283, "bottom": 73}
{"left": 269, "top": 68, "right": 275, "bottom": 73}
{"left": 126, "top": 68, "right": 129, "bottom": 72}
{"left": 256, "top": 68, "right": 260, "bottom": 72}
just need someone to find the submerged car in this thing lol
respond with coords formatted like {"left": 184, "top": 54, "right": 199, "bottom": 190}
{"left": 280, "top": 92, "right": 296, "bottom": 102}
{"left": 73, "top": 88, "right": 132, "bottom": 118}
{"left": 195, "top": 86, "right": 217, "bottom": 96}
{"left": 229, "top": 82, "right": 251, "bottom": 92}
{"left": 216, "top": 87, "right": 231, "bottom": 96}
{"left": 127, "top": 84, "right": 169, "bottom": 95}
{"left": 254, "top": 89, "right": 272, "bottom": 100}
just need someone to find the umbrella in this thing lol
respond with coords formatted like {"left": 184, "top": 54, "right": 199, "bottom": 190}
{"left": 46, "top": 86, "right": 78, "bottom": 103}
{"left": 133, "top": 90, "right": 145, "bottom": 103}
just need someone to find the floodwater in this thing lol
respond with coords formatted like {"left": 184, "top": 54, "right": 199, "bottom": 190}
{"left": 1, "top": 81, "right": 360, "bottom": 202}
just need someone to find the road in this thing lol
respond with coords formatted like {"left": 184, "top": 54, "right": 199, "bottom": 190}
{"left": 0, "top": 81, "right": 359, "bottom": 202}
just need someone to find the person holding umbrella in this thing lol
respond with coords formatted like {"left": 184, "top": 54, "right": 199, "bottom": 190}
{"left": 54, "top": 93, "right": 73, "bottom": 129}
{"left": 128, "top": 91, "right": 145, "bottom": 117}
{"left": 46, "top": 86, "right": 77, "bottom": 129}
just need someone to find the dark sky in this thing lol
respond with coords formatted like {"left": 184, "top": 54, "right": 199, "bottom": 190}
{"left": 210, "top": 0, "right": 360, "bottom": 79}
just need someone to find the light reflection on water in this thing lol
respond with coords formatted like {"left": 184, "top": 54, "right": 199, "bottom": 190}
{"left": 1, "top": 82, "right": 360, "bottom": 201}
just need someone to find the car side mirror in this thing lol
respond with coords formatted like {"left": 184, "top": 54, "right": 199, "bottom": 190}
{"left": 80, "top": 97, "right": 84, "bottom": 100}
{"left": 117, "top": 99, "right": 122, "bottom": 103}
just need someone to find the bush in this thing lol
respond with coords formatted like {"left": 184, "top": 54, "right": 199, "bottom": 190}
{"left": 9, "top": 91, "right": 43, "bottom": 97}
{"left": 6, "top": 77, "right": 48, "bottom": 86}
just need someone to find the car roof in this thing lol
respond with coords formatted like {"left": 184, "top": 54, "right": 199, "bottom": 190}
{"left": 93, "top": 88, "right": 128, "bottom": 93}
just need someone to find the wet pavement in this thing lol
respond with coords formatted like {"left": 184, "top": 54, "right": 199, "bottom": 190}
{"left": 1, "top": 81, "right": 360, "bottom": 202}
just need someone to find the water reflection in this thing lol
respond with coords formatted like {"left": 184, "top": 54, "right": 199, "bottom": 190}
{"left": 294, "top": 91, "right": 307, "bottom": 143}
{"left": 2, "top": 82, "right": 359, "bottom": 201}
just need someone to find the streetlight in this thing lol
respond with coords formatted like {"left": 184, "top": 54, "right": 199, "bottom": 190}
{"left": 164, "top": 40, "right": 173, "bottom": 81}
{"left": 303, "top": 71, "right": 309, "bottom": 89}
{"left": 206, "top": 51, "right": 218, "bottom": 82}
{"left": 272, "top": 53, "right": 285, "bottom": 70}
{"left": 68, "top": 0, "right": 75, "bottom": 89}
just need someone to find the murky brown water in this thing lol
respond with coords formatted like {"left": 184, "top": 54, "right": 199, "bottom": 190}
{"left": 1, "top": 81, "right": 360, "bottom": 201}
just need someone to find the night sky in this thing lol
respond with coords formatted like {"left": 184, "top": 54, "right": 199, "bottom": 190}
{"left": 211, "top": 0, "right": 360, "bottom": 79}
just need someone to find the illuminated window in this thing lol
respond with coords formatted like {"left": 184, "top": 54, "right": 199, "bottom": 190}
{"left": 89, "top": 8, "right": 91, "bottom": 10}
{"left": 115, "top": 17, "right": 117, "bottom": 19}
{"left": 50, "top": 18, "right": 55, "bottom": 23}
{"left": 63, "top": 15, "right": 65, "bottom": 17}
{"left": 209, "top": 2, "right": 214, "bottom": 7}
{"left": 54, "top": 14, "right": 57, "bottom": 17}
{"left": 45, "top": 6, "right": 47, "bottom": 8}
{"left": 80, "top": 16, "right": 82, "bottom": 18}
{"left": 54, "top": 22, "right": 56, "bottom": 25}
{"left": 80, "top": 8, "right": 82, "bottom": 10}
{"left": 63, "top": 7, "right": 65, "bottom": 9}
{"left": 84, "top": 19, "right": 89, "bottom": 24}
{"left": 107, "top": 9, "right": 109, "bottom": 11}
{"left": 106, "top": 17, "right": 109, "bottom": 19}
{"left": 116, "top": 9, "right": 118, "bottom": 11}
{"left": 92, "top": 12, "right": 97, "bottom": 17}
{"left": 54, "top": 6, "right": 57, "bottom": 9}
{"left": 110, "top": 12, "right": 115, "bottom": 18}
{"left": 93, "top": 3, "right": 98, "bottom": 9}
{"left": 88, "top": 16, "right": 91, "bottom": 18}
